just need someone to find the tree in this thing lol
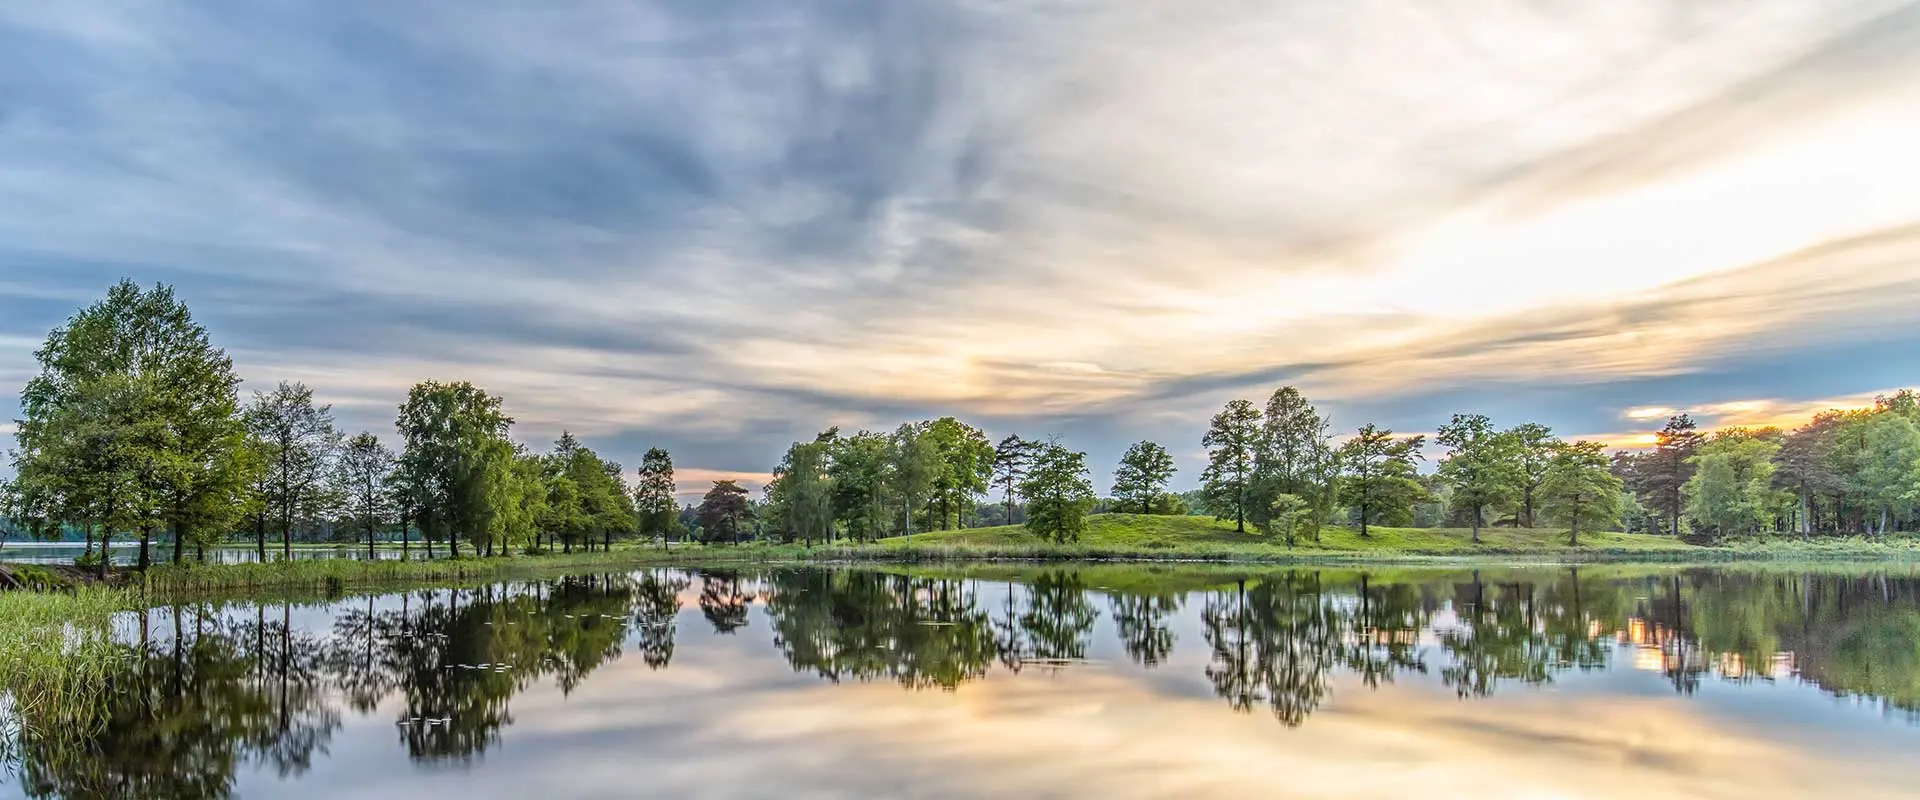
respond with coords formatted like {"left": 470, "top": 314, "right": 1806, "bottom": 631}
{"left": 887, "top": 423, "right": 937, "bottom": 538}
{"left": 1020, "top": 442, "right": 1095, "bottom": 543}
{"left": 634, "top": 448, "right": 678, "bottom": 549}
{"left": 1774, "top": 413, "right": 1844, "bottom": 538}
{"left": 697, "top": 480, "right": 752, "bottom": 544}
{"left": 244, "top": 382, "right": 341, "bottom": 561}
{"left": 394, "top": 381, "right": 514, "bottom": 559}
{"left": 1254, "top": 387, "right": 1336, "bottom": 533}
{"left": 1202, "top": 400, "right": 1262, "bottom": 533}
{"left": 335, "top": 432, "right": 395, "bottom": 560}
{"left": 13, "top": 280, "right": 246, "bottom": 573}
{"left": 827, "top": 431, "right": 891, "bottom": 542}
{"left": 771, "top": 432, "right": 835, "bottom": 546}
{"left": 925, "top": 418, "right": 994, "bottom": 530}
{"left": 1259, "top": 493, "right": 1309, "bottom": 547}
{"left": 1504, "top": 423, "right": 1556, "bottom": 528}
{"left": 1538, "top": 441, "right": 1622, "bottom": 546}
{"left": 991, "top": 435, "right": 1038, "bottom": 525}
{"left": 1683, "top": 434, "right": 1786, "bottom": 539}
{"left": 1436, "top": 414, "right": 1518, "bottom": 544}
{"left": 1635, "top": 414, "right": 1705, "bottom": 537}
{"left": 1854, "top": 413, "right": 1920, "bottom": 536}
{"left": 1337, "top": 424, "right": 1426, "bottom": 538}
{"left": 1111, "top": 441, "right": 1177, "bottom": 514}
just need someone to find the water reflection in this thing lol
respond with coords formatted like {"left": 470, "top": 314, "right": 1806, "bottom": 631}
{"left": 5, "top": 566, "right": 1919, "bottom": 798}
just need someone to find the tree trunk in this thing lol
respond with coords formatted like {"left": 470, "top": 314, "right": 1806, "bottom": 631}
{"left": 99, "top": 528, "right": 113, "bottom": 579}
{"left": 449, "top": 528, "right": 460, "bottom": 558}
{"left": 139, "top": 524, "right": 152, "bottom": 570}
{"left": 281, "top": 506, "right": 292, "bottom": 561}
{"left": 256, "top": 516, "right": 266, "bottom": 563}
{"left": 1523, "top": 489, "right": 1535, "bottom": 528}
{"left": 172, "top": 520, "right": 185, "bottom": 565}
{"left": 1471, "top": 506, "right": 1482, "bottom": 545}
{"left": 367, "top": 516, "right": 376, "bottom": 560}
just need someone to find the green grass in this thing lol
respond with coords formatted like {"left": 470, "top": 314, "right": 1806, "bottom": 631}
{"left": 0, "top": 587, "right": 132, "bottom": 739}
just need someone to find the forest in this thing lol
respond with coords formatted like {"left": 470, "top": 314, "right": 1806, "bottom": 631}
{"left": 6, "top": 281, "right": 1920, "bottom": 573}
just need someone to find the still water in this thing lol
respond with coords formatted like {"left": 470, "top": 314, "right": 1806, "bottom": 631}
{"left": 0, "top": 543, "right": 418, "bottom": 565}
{"left": 4, "top": 564, "right": 1918, "bottom": 799}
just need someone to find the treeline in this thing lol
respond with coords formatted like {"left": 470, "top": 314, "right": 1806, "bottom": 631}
{"left": 1, "top": 281, "right": 682, "bottom": 574}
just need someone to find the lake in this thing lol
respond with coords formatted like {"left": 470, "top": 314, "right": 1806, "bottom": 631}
{"left": 4, "top": 564, "right": 1917, "bottom": 799}
{"left": 0, "top": 542, "right": 423, "bottom": 566}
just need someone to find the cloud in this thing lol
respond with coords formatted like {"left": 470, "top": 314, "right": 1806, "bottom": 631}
{"left": 3, "top": 1, "right": 1920, "bottom": 481}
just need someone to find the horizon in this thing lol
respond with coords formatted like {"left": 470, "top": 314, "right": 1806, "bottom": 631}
{"left": 6, "top": 2, "right": 1920, "bottom": 498}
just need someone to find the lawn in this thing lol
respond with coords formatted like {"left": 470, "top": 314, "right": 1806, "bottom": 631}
{"left": 882, "top": 513, "right": 1702, "bottom": 556}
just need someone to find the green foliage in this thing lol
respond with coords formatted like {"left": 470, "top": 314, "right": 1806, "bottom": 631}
{"left": 243, "top": 381, "right": 342, "bottom": 560}
{"left": 1258, "top": 493, "right": 1309, "bottom": 547}
{"left": 1435, "top": 413, "right": 1518, "bottom": 543}
{"left": 1337, "top": 424, "right": 1425, "bottom": 538}
{"left": 1504, "top": 422, "right": 1557, "bottom": 527}
{"left": 770, "top": 432, "right": 835, "bottom": 545}
{"left": 1201, "top": 400, "right": 1262, "bottom": 533}
{"left": 1020, "top": 443, "right": 1095, "bottom": 543}
{"left": 1539, "top": 440, "right": 1623, "bottom": 545}
{"left": 1253, "top": 387, "right": 1337, "bottom": 538}
{"left": 11, "top": 280, "right": 246, "bottom": 573}
{"left": 1111, "top": 440, "right": 1177, "bottom": 514}
{"left": 991, "top": 435, "right": 1039, "bottom": 525}
{"left": 828, "top": 431, "right": 892, "bottom": 541}
{"left": 394, "top": 380, "right": 513, "bottom": 558}
{"left": 925, "top": 418, "right": 995, "bottom": 530}
{"left": 698, "top": 480, "right": 752, "bottom": 544}
{"left": 334, "top": 431, "right": 395, "bottom": 558}
{"left": 1847, "top": 413, "right": 1920, "bottom": 535}
{"left": 634, "top": 448, "right": 678, "bottom": 546}
{"left": 888, "top": 423, "right": 939, "bottom": 535}
{"left": 1683, "top": 433, "right": 1789, "bottom": 539}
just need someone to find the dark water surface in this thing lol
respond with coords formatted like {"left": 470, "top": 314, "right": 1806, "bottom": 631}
{"left": 5, "top": 564, "right": 1918, "bottom": 799}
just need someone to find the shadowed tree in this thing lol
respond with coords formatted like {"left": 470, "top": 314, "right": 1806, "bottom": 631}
{"left": 335, "top": 432, "right": 395, "bottom": 559}
{"left": 1202, "top": 400, "right": 1263, "bottom": 533}
{"left": 1505, "top": 422, "right": 1557, "bottom": 528}
{"left": 1338, "top": 424, "right": 1426, "bottom": 538}
{"left": 991, "top": 435, "right": 1038, "bottom": 525}
{"left": 1539, "top": 441, "right": 1622, "bottom": 546}
{"left": 634, "top": 448, "right": 678, "bottom": 549}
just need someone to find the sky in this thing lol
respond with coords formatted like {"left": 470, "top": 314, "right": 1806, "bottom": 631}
{"left": 4, "top": 1, "right": 1920, "bottom": 498}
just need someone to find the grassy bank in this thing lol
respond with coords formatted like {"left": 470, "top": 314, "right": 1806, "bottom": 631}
{"left": 0, "top": 587, "right": 130, "bottom": 740}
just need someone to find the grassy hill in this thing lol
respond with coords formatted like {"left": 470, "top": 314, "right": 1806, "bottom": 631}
{"left": 883, "top": 513, "right": 1699, "bottom": 557}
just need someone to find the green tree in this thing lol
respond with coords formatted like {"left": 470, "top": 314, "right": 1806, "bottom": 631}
{"left": 991, "top": 435, "right": 1038, "bottom": 525}
{"left": 1775, "top": 413, "right": 1845, "bottom": 537}
{"left": 1436, "top": 413, "right": 1518, "bottom": 544}
{"left": 1260, "top": 493, "right": 1309, "bottom": 547}
{"left": 1683, "top": 434, "right": 1787, "bottom": 538}
{"left": 1854, "top": 413, "right": 1920, "bottom": 535}
{"left": 244, "top": 382, "right": 341, "bottom": 561}
{"left": 925, "top": 418, "right": 994, "bottom": 530}
{"left": 888, "top": 423, "right": 938, "bottom": 538}
{"left": 395, "top": 381, "right": 514, "bottom": 559}
{"left": 827, "top": 431, "right": 891, "bottom": 542}
{"left": 1201, "top": 400, "right": 1262, "bottom": 533}
{"left": 634, "top": 448, "right": 678, "bottom": 549}
{"left": 697, "top": 480, "right": 752, "bottom": 544}
{"left": 1633, "top": 414, "right": 1705, "bottom": 536}
{"left": 1337, "top": 424, "right": 1425, "bottom": 538}
{"left": 1539, "top": 440, "right": 1622, "bottom": 546}
{"left": 1111, "top": 440, "right": 1177, "bottom": 514}
{"left": 13, "top": 280, "right": 245, "bottom": 573}
{"left": 1020, "top": 442, "right": 1095, "bottom": 543}
{"left": 1253, "top": 387, "right": 1336, "bottom": 533}
{"left": 1504, "top": 422, "right": 1557, "bottom": 528}
{"left": 335, "top": 432, "right": 395, "bottom": 559}
{"left": 771, "top": 431, "right": 835, "bottom": 546}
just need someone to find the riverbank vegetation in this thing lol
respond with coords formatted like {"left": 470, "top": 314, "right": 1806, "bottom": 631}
{"left": 7, "top": 282, "right": 1920, "bottom": 584}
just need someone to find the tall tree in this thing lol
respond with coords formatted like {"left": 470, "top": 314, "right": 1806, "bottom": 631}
{"left": 1504, "top": 422, "right": 1557, "bottom": 528}
{"left": 1538, "top": 441, "right": 1622, "bottom": 546}
{"left": 244, "top": 382, "right": 341, "bottom": 561}
{"left": 1854, "top": 413, "right": 1920, "bottom": 536}
{"left": 1637, "top": 414, "right": 1705, "bottom": 537}
{"left": 991, "top": 435, "right": 1038, "bottom": 525}
{"left": 828, "top": 431, "right": 891, "bottom": 542}
{"left": 1201, "top": 400, "right": 1262, "bottom": 533}
{"left": 697, "top": 480, "right": 752, "bottom": 544}
{"left": 1683, "top": 434, "right": 1786, "bottom": 538}
{"left": 1111, "top": 440, "right": 1177, "bottom": 514}
{"left": 888, "top": 423, "right": 938, "bottom": 538}
{"left": 1774, "top": 413, "right": 1844, "bottom": 538}
{"left": 1337, "top": 424, "right": 1426, "bottom": 538}
{"left": 925, "top": 418, "right": 994, "bottom": 530}
{"left": 771, "top": 431, "right": 835, "bottom": 546}
{"left": 634, "top": 448, "right": 678, "bottom": 549}
{"left": 14, "top": 280, "right": 244, "bottom": 573}
{"left": 1020, "top": 442, "right": 1095, "bottom": 543}
{"left": 394, "top": 381, "right": 514, "bottom": 559}
{"left": 1436, "top": 413, "right": 1518, "bottom": 544}
{"left": 335, "top": 432, "right": 395, "bottom": 560}
{"left": 1254, "top": 387, "right": 1336, "bottom": 533}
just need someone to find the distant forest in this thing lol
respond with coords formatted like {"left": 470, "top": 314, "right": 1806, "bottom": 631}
{"left": 6, "top": 281, "right": 1918, "bottom": 565}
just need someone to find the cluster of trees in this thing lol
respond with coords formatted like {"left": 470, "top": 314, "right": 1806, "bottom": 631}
{"left": 1616, "top": 395, "right": 1920, "bottom": 539}
{"left": 1, "top": 281, "right": 687, "bottom": 573}
{"left": 1192, "top": 389, "right": 1623, "bottom": 545}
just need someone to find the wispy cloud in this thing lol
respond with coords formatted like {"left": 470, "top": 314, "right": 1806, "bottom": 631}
{"left": 3, "top": 1, "right": 1919, "bottom": 482}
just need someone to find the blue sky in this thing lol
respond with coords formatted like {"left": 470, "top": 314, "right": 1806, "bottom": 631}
{"left": 5, "top": 1, "right": 1920, "bottom": 496}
